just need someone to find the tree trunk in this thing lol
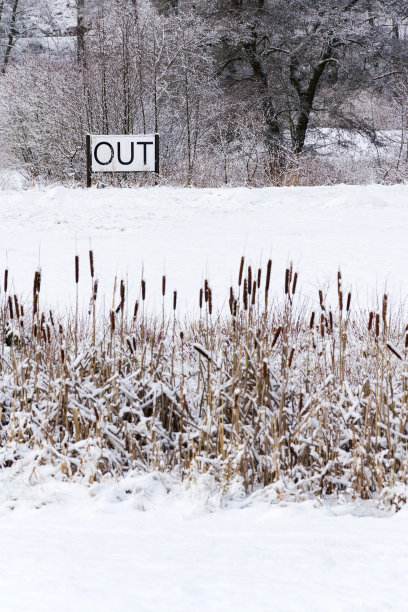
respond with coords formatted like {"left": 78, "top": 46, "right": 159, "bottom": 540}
{"left": 2, "top": 0, "right": 19, "bottom": 75}
{"left": 290, "top": 43, "right": 335, "bottom": 153}
{"left": 77, "top": 0, "right": 86, "bottom": 66}
{"left": 243, "top": 33, "right": 282, "bottom": 159}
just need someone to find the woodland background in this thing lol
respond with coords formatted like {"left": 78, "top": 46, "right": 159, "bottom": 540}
{"left": 0, "top": 0, "right": 407, "bottom": 186}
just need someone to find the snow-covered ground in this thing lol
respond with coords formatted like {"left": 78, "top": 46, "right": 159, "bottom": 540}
{"left": 2, "top": 183, "right": 408, "bottom": 611}
{"left": 1, "top": 184, "right": 408, "bottom": 313}
{"left": 0, "top": 472, "right": 406, "bottom": 612}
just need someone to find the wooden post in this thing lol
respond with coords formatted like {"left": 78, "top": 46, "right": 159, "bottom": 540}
{"left": 154, "top": 133, "right": 160, "bottom": 185}
{"left": 86, "top": 134, "right": 92, "bottom": 188}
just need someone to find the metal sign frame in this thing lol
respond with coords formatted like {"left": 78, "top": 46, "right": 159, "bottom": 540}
{"left": 86, "top": 133, "right": 159, "bottom": 187}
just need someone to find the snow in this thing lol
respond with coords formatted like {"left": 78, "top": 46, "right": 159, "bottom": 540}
{"left": 1, "top": 184, "right": 408, "bottom": 314}
{"left": 2, "top": 182, "right": 408, "bottom": 610}
{"left": 0, "top": 471, "right": 406, "bottom": 612}
{"left": 0, "top": 475, "right": 408, "bottom": 612}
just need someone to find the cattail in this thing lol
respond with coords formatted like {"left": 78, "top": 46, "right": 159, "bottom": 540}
{"left": 204, "top": 279, "right": 209, "bottom": 303}
{"left": 265, "top": 259, "right": 272, "bottom": 296}
{"left": 141, "top": 279, "right": 146, "bottom": 301}
{"left": 346, "top": 292, "right": 351, "bottom": 312}
{"left": 339, "top": 290, "right": 343, "bottom": 312}
{"left": 133, "top": 301, "right": 139, "bottom": 319}
{"left": 20, "top": 305, "right": 24, "bottom": 317}
{"left": 382, "top": 294, "right": 388, "bottom": 324}
{"left": 329, "top": 310, "right": 333, "bottom": 333}
{"left": 180, "top": 331, "right": 184, "bottom": 341}
{"left": 173, "top": 290, "right": 177, "bottom": 311}
{"left": 120, "top": 280, "right": 125, "bottom": 305}
{"left": 46, "top": 325, "right": 51, "bottom": 344}
{"left": 8, "top": 296, "right": 13, "bottom": 319}
{"left": 405, "top": 331, "right": 408, "bottom": 349}
{"left": 110, "top": 310, "right": 115, "bottom": 332}
{"left": 288, "top": 347, "right": 295, "bottom": 368}
{"left": 13, "top": 295, "right": 19, "bottom": 319}
{"left": 75, "top": 255, "right": 79, "bottom": 284}
{"left": 199, "top": 288, "right": 203, "bottom": 310}
{"left": 285, "top": 268, "right": 289, "bottom": 295}
{"left": 162, "top": 275, "right": 166, "bottom": 297}
{"left": 229, "top": 287, "right": 234, "bottom": 315}
{"left": 262, "top": 361, "right": 267, "bottom": 378}
{"left": 251, "top": 281, "right": 256, "bottom": 306}
{"left": 93, "top": 279, "right": 98, "bottom": 301}
{"left": 59, "top": 323, "right": 63, "bottom": 336}
{"left": 208, "top": 288, "right": 212, "bottom": 315}
{"left": 33, "top": 271, "right": 39, "bottom": 296}
{"left": 368, "top": 311, "right": 374, "bottom": 331}
{"left": 292, "top": 272, "right": 298, "bottom": 295}
{"left": 4, "top": 269, "right": 8, "bottom": 293}
{"left": 33, "top": 292, "right": 38, "bottom": 316}
{"left": 41, "top": 312, "right": 45, "bottom": 327}
{"left": 89, "top": 250, "right": 94, "bottom": 278}
{"left": 309, "top": 311, "right": 315, "bottom": 329}
{"left": 243, "top": 278, "right": 248, "bottom": 310}
{"left": 126, "top": 338, "right": 134, "bottom": 354}
{"left": 337, "top": 270, "right": 342, "bottom": 293}
{"left": 257, "top": 268, "right": 262, "bottom": 289}
{"left": 319, "top": 290, "right": 324, "bottom": 311}
{"left": 271, "top": 326, "right": 282, "bottom": 348}
{"left": 375, "top": 313, "right": 380, "bottom": 338}
{"left": 320, "top": 314, "right": 325, "bottom": 337}
{"left": 248, "top": 266, "right": 252, "bottom": 294}
{"left": 238, "top": 257, "right": 244, "bottom": 286}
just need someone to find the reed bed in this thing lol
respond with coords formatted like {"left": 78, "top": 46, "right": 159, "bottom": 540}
{"left": 1, "top": 253, "right": 408, "bottom": 506}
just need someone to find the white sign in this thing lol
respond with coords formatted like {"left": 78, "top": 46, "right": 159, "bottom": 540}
{"left": 90, "top": 134, "right": 158, "bottom": 173}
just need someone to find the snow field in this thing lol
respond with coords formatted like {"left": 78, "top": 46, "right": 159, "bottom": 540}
{"left": 1, "top": 184, "right": 408, "bottom": 312}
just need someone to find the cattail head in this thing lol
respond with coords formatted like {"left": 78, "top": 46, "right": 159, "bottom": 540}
{"left": 208, "top": 288, "right": 212, "bottom": 315}
{"left": 204, "top": 279, "right": 209, "bottom": 303}
{"left": 93, "top": 279, "right": 98, "bottom": 301}
{"left": 346, "top": 292, "right": 351, "bottom": 312}
{"left": 173, "top": 290, "right": 177, "bottom": 311}
{"left": 375, "top": 313, "right": 380, "bottom": 338}
{"left": 243, "top": 278, "right": 248, "bottom": 311}
{"left": 199, "top": 288, "right": 203, "bottom": 310}
{"left": 285, "top": 268, "right": 289, "bottom": 295}
{"left": 133, "top": 300, "right": 139, "bottom": 319}
{"left": 319, "top": 290, "right": 325, "bottom": 311}
{"left": 248, "top": 266, "right": 252, "bottom": 294}
{"left": 265, "top": 259, "right": 272, "bottom": 295}
{"left": 141, "top": 279, "right": 146, "bottom": 301}
{"left": 89, "top": 250, "right": 94, "bottom": 278}
{"left": 238, "top": 257, "right": 244, "bottom": 287}
{"left": 382, "top": 294, "right": 388, "bottom": 324}
{"left": 309, "top": 311, "right": 315, "bottom": 329}
{"left": 13, "top": 295, "right": 19, "bottom": 319}
{"left": 110, "top": 310, "right": 115, "bottom": 333}
{"left": 120, "top": 280, "right": 125, "bottom": 304}
{"left": 8, "top": 296, "right": 13, "bottom": 319}
{"left": 271, "top": 326, "right": 282, "bottom": 348}
{"left": 251, "top": 280, "right": 256, "bottom": 306}
{"left": 257, "top": 268, "right": 262, "bottom": 289}
{"left": 292, "top": 272, "right": 298, "bottom": 296}
{"left": 368, "top": 311, "right": 374, "bottom": 331}
{"left": 4, "top": 269, "right": 8, "bottom": 293}
{"left": 162, "top": 275, "right": 166, "bottom": 297}
{"left": 75, "top": 255, "right": 79, "bottom": 284}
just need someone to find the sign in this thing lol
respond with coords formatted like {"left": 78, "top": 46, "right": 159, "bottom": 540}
{"left": 86, "top": 133, "right": 159, "bottom": 187}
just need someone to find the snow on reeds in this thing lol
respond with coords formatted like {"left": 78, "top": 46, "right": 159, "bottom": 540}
{"left": 1, "top": 253, "right": 408, "bottom": 506}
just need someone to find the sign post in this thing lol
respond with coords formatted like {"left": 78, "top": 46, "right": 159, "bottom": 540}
{"left": 86, "top": 133, "right": 159, "bottom": 187}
